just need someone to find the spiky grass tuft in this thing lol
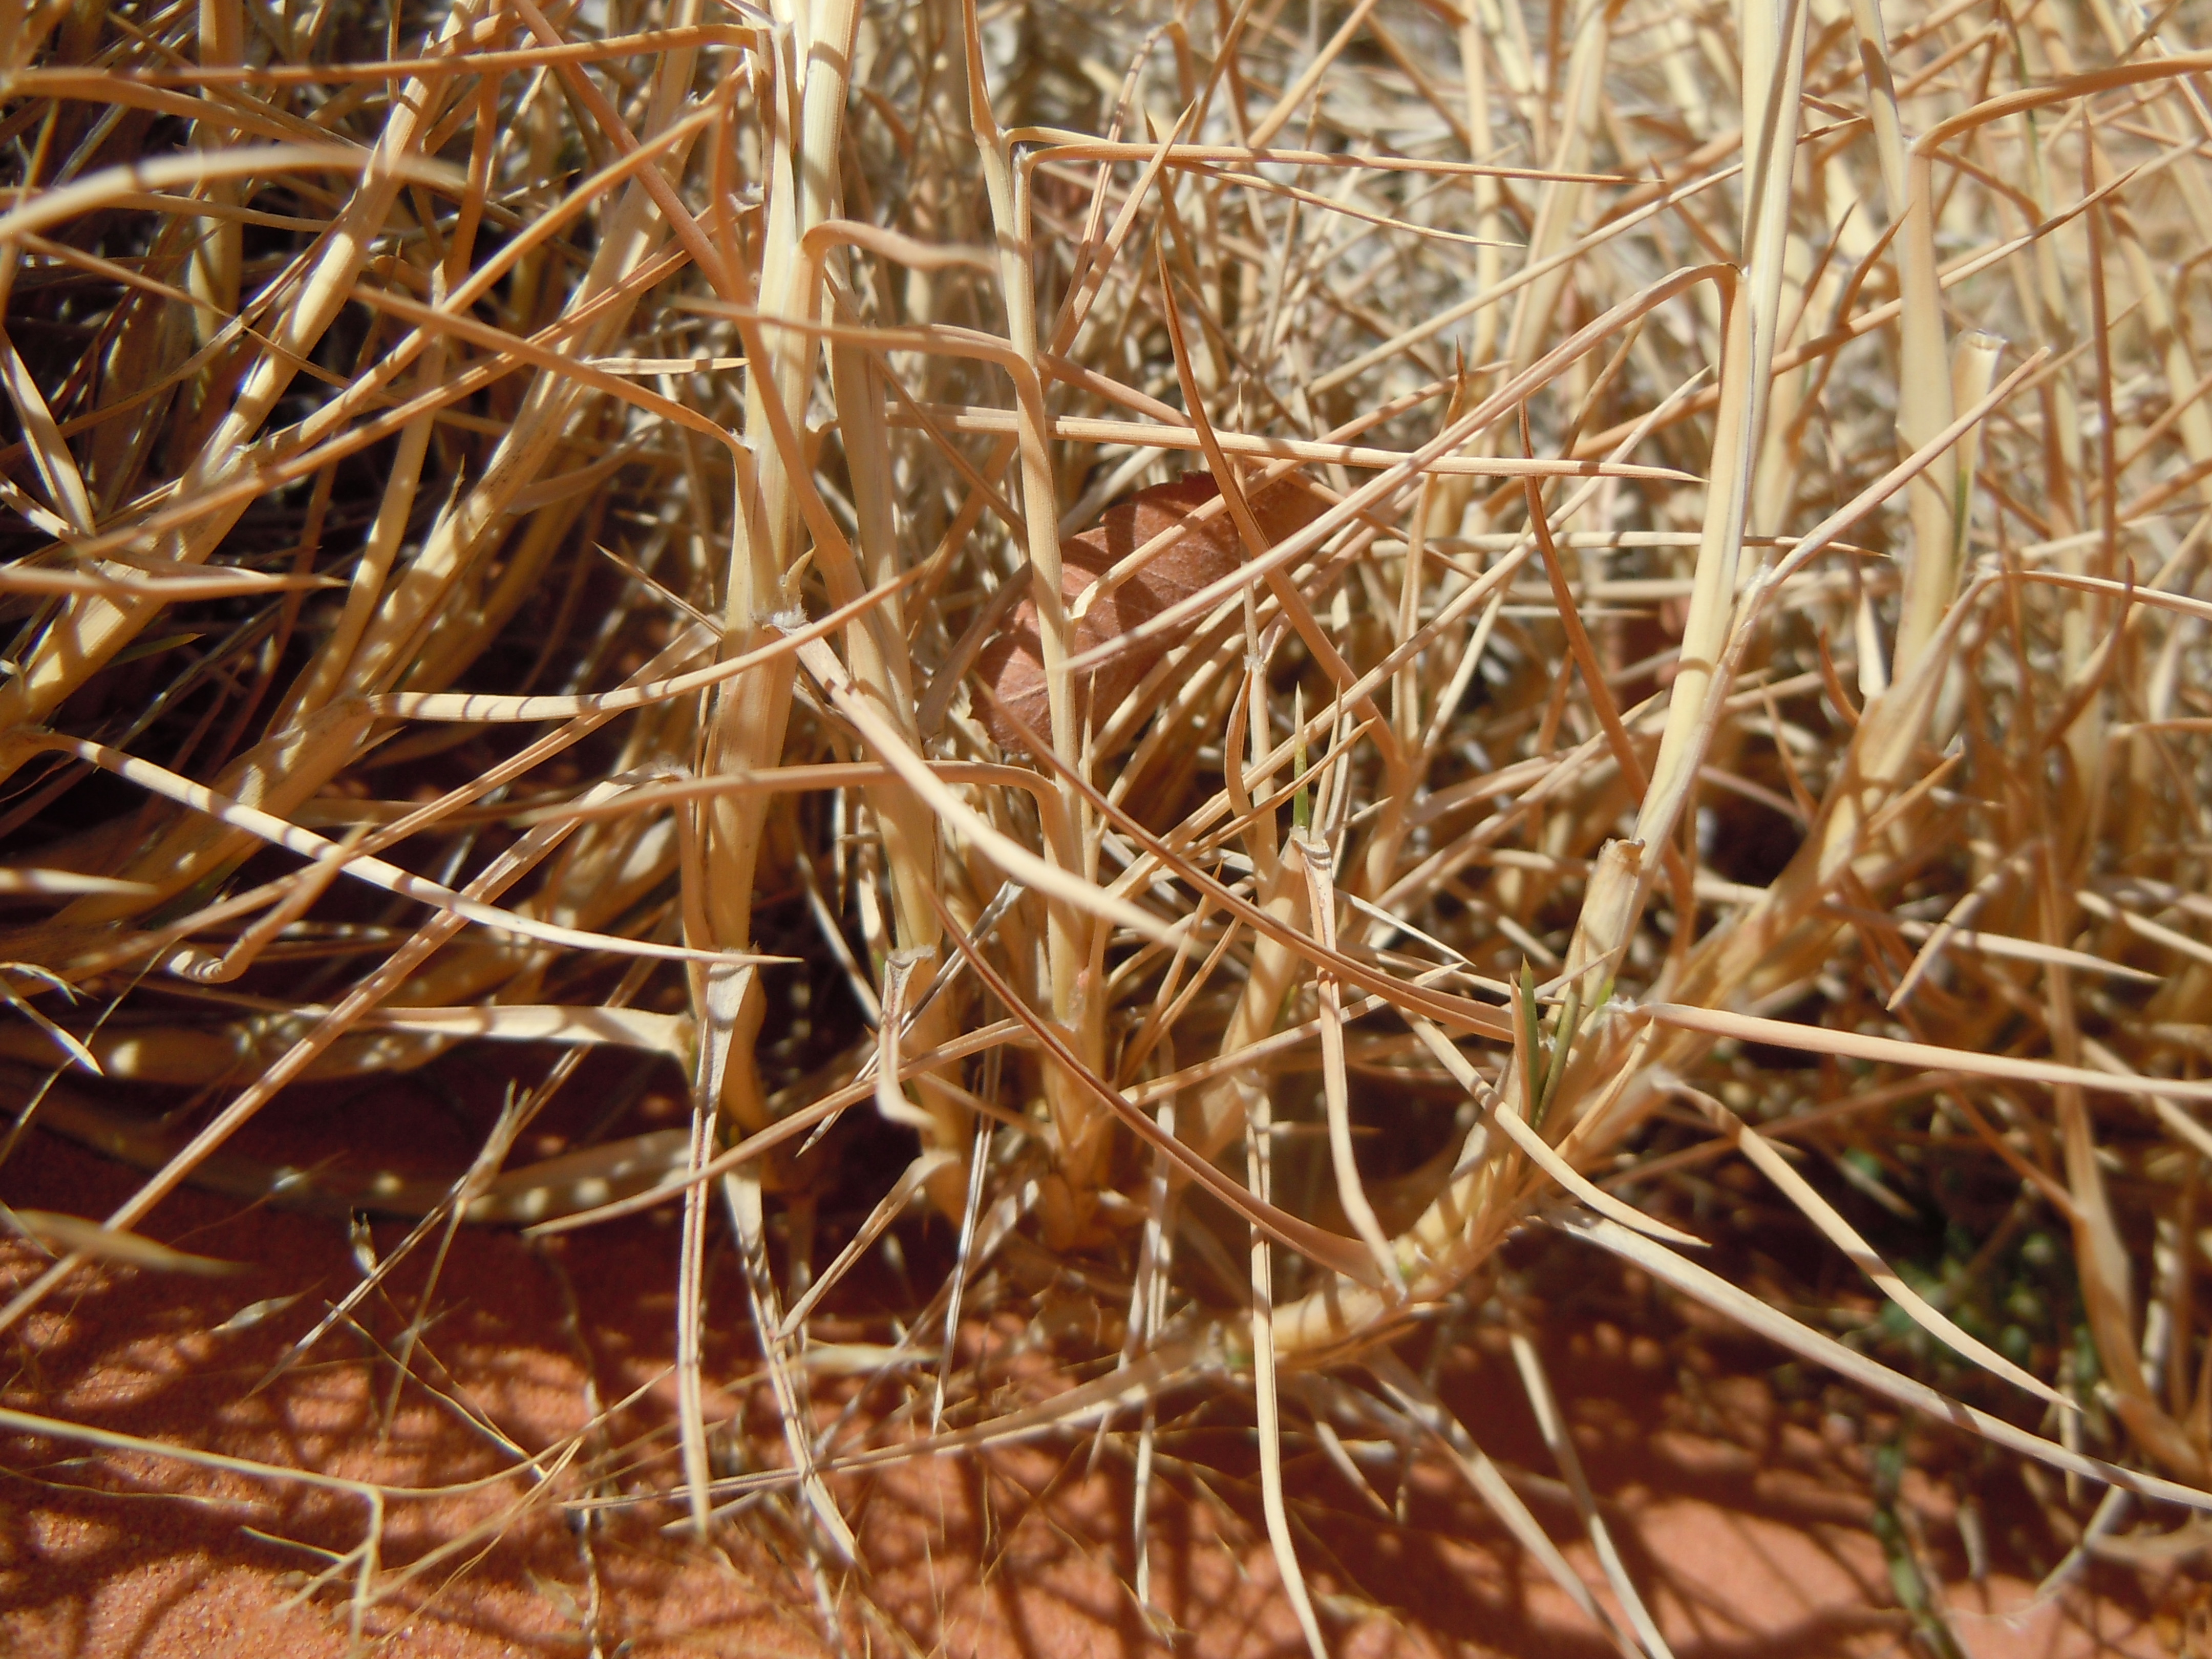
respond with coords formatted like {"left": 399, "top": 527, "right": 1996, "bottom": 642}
{"left": 3, "top": 0, "right": 2212, "bottom": 1649}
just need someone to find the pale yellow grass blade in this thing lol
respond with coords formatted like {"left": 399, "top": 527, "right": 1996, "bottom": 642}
{"left": 1564, "top": 1213, "right": 2212, "bottom": 1514}
{"left": 1667, "top": 1082, "right": 2070, "bottom": 1410}
{"left": 3, "top": 1206, "right": 242, "bottom": 1275}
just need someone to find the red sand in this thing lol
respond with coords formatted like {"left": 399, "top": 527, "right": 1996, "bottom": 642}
{"left": 1, "top": 1120, "right": 2180, "bottom": 1658}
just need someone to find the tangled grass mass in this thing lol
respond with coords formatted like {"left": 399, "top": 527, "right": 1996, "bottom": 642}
{"left": 3, "top": 0, "right": 2212, "bottom": 1649}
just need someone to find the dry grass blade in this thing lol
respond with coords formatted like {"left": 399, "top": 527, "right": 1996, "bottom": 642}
{"left": 1407, "top": 1015, "right": 1701, "bottom": 1248}
{"left": 1370, "top": 1349, "right": 1650, "bottom": 1659}
{"left": 1, "top": 1204, "right": 243, "bottom": 1275}
{"left": 1666, "top": 1080, "right": 2069, "bottom": 1410}
{"left": 1507, "top": 1329, "right": 1675, "bottom": 1659}
{"left": 1563, "top": 1213, "right": 2212, "bottom": 1514}
{"left": 1642, "top": 1004, "right": 2212, "bottom": 1102}
{"left": 774, "top": 1151, "right": 951, "bottom": 1339}
{"left": 1245, "top": 1056, "right": 1329, "bottom": 1659}
{"left": 1298, "top": 830, "right": 1400, "bottom": 1290}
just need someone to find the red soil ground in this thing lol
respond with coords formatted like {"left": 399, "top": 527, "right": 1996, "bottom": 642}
{"left": 0, "top": 1102, "right": 2190, "bottom": 1658}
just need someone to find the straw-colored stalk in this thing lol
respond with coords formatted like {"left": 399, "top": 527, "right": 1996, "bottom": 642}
{"left": 1561, "top": 0, "right": 1809, "bottom": 992}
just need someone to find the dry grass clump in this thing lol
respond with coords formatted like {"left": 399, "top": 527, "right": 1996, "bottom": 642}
{"left": 3, "top": 0, "right": 2212, "bottom": 1648}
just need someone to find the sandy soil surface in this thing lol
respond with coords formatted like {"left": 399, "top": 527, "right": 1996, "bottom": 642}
{"left": 1, "top": 1103, "right": 2186, "bottom": 1659}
